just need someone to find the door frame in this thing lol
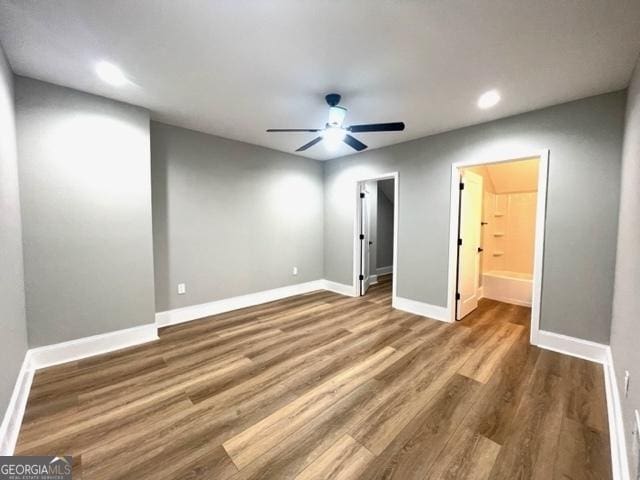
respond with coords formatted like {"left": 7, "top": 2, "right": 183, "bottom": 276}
{"left": 353, "top": 172, "right": 399, "bottom": 303}
{"left": 446, "top": 150, "right": 549, "bottom": 345}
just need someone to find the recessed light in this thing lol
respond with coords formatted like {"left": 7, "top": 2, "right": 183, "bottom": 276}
{"left": 477, "top": 89, "right": 501, "bottom": 109}
{"left": 95, "top": 61, "right": 128, "bottom": 86}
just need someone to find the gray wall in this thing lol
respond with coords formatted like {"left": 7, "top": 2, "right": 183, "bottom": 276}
{"left": 324, "top": 92, "right": 625, "bottom": 343}
{"left": 376, "top": 179, "right": 394, "bottom": 269}
{"left": 0, "top": 45, "right": 27, "bottom": 424}
{"left": 15, "top": 77, "right": 156, "bottom": 347}
{"left": 151, "top": 122, "right": 324, "bottom": 312}
{"left": 611, "top": 55, "right": 640, "bottom": 479}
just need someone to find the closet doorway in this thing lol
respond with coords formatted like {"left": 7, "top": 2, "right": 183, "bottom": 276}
{"left": 354, "top": 172, "right": 398, "bottom": 304}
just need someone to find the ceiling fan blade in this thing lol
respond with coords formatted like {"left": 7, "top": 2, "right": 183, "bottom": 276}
{"left": 296, "top": 136, "right": 323, "bottom": 152}
{"left": 348, "top": 122, "right": 405, "bottom": 133}
{"left": 343, "top": 134, "right": 367, "bottom": 151}
{"left": 267, "top": 128, "right": 321, "bottom": 132}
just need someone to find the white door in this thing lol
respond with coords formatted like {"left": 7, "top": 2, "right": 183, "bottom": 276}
{"left": 360, "top": 187, "right": 371, "bottom": 295}
{"left": 457, "top": 170, "right": 483, "bottom": 319}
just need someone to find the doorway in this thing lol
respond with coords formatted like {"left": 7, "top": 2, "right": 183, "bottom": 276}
{"left": 448, "top": 151, "right": 549, "bottom": 343}
{"left": 354, "top": 173, "right": 398, "bottom": 304}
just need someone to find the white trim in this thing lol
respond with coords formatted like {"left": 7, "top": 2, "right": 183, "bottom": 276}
{"left": 393, "top": 296, "right": 449, "bottom": 322}
{"left": 321, "top": 279, "right": 357, "bottom": 297}
{"left": 369, "top": 274, "right": 378, "bottom": 285}
{"left": 376, "top": 265, "right": 393, "bottom": 276}
{"left": 481, "top": 294, "right": 531, "bottom": 308}
{"left": 0, "top": 280, "right": 349, "bottom": 454}
{"left": 156, "top": 280, "right": 327, "bottom": 327}
{"left": 1, "top": 323, "right": 158, "bottom": 454}
{"left": 536, "top": 326, "right": 624, "bottom": 480}
{"left": 604, "top": 347, "right": 631, "bottom": 480}
{"left": 28, "top": 323, "right": 158, "bottom": 370}
{"left": 353, "top": 172, "right": 399, "bottom": 303}
{"left": 529, "top": 151, "right": 549, "bottom": 345}
{"left": 0, "top": 352, "right": 34, "bottom": 455}
{"left": 535, "top": 336, "right": 630, "bottom": 480}
{"left": 447, "top": 150, "right": 550, "bottom": 339}
{"left": 535, "top": 330, "right": 608, "bottom": 364}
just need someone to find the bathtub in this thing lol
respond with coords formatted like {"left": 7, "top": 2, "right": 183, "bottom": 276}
{"left": 482, "top": 270, "right": 532, "bottom": 307}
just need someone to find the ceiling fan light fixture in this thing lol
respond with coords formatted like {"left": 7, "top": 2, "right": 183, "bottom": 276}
{"left": 322, "top": 127, "right": 347, "bottom": 151}
{"left": 327, "top": 106, "right": 347, "bottom": 127}
{"left": 266, "top": 93, "right": 403, "bottom": 153}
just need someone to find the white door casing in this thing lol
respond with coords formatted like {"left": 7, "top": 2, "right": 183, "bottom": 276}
{"left": 353, "top": 172, "right": 398, "bottom": 305}
{"left": 447, "top": 151, "right": 548, "bottom": 343}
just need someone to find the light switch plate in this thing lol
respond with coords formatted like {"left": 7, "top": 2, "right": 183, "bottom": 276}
{"left": 178, "top": 283, "right": 186, "bottom": 295}
{"left": 292, "top": 266, "right": 298, "bottom": 276}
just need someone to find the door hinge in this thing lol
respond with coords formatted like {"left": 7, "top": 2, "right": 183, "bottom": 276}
{"left": 458, "top": 238, "right": 462, "bottom": 246}
{"left": 360, "top": 192, "right": 365, "bottom": 198}
{"left": 459, "top": 182, "right": 465, "bottom": 190}
{"left": 359, "top": 234, "right": 365, "bottom": 240}
{"left": 456, "top": 292, "right": 461, "bottom": 300}
{"left": 359, "top": 274, "right": 364, "bottom": 281}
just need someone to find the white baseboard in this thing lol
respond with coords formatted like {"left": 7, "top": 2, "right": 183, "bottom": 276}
{"left": 535, "top": 333, "right": 628, "bottom": 479}
{"left": 604, "top": 347, "right": 630, "bottom": 480}
{"left": 321, "top": 280, "right": 357, "bottom": 297}
{"left": 156, "top": 280, "right": 328, "bottom": 327}
{"left": 482, "top": 293, "right": 531, "bottom": 308}
{"left": 376, "top": 266, "right": 393, "bottom": 276}
{"left": 369, "top": 274, "right": 378, "bottom": 285}
{"left": 393, "top": 296, "right": 450, "bottom": 322}
{"left": 0, "top": 352, "right": 34, "bottom": 455}
{"left": 534, "top": 330, "right": 608, "bottom": 364}
{"left": 28, "top": 323, "right": 158, "bottom": 370}
{"left": 1, "top": 323, "right": 158, "bottom": 454}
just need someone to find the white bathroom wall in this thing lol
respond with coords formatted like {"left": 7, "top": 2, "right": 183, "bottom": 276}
{"left": 467, "top": 166, "right": 495, "bottom": 280}
{"left": 486, "top": 192, "right": 538, "bottom": 274}
{"left": 468, "top": 159, "right": 539, "bottom": 276}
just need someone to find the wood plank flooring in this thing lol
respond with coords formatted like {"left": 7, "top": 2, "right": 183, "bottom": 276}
{"left": 16, "top": 275, "right": 611, "bottom": 479}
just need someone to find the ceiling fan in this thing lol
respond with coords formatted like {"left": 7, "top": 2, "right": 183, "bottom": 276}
{"left": 266, "top": 93, "right": 405, "bottom": 152}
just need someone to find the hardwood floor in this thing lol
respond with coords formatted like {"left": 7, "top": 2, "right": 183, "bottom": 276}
{"left": 16, "top": 274, "right": 611, "bottom": 479}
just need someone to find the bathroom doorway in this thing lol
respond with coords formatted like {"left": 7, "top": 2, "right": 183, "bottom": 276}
{"left": 448, "top": 151, "right": 549, "bottom": 343}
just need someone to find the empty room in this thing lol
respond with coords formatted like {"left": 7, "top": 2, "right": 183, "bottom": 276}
{"left": 1, "top": 1, "right": 640, "bottom": 479}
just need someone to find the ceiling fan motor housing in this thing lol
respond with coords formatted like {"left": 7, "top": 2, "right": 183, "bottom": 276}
{"left": 325, "top": 93, "right": 341, "bottom": 106}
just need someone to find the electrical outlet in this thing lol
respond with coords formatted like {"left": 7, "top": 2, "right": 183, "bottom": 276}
{"left": 177, "top": 283, "right": 186, "bottom": 295}
{"left": 292, "top": 266, "right": 298, "bottom": 276}
{"left": 625, "top": 371, "right": 631, "bottom": 398}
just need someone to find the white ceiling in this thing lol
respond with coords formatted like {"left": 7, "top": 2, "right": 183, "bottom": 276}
{"left": 1, "top": 1, "right": 640, "bottom": 161}
{"left": 486, "top": 158, "right": 540, "bottom": 193}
